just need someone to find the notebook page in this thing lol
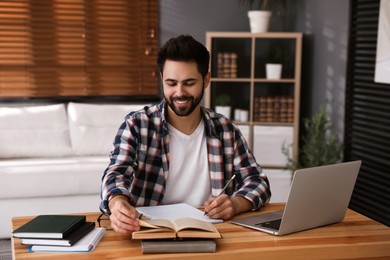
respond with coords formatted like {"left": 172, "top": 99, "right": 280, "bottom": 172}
{"left": 136, "top": 203, "right": 223, "bottom": 224}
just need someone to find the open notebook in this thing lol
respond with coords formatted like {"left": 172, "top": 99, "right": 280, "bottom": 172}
{"left": 136, "top": 203, "right": 223, "bottom": 224}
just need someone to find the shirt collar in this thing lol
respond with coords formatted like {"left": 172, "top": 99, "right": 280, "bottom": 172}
{"left": 201, "top": 106, "right": 219, "bottom": 138}
{"left": 157, "top": 99, "right": 169, "bottom": 138}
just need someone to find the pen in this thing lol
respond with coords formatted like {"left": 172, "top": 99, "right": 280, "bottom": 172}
{"left": 204, "top": 174, "right": 237, "bottom": 216}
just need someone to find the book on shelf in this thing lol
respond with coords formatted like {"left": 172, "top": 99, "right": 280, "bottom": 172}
{"left": 254, "top": 96, "right": 294, "bottom": 123}
{"left": 280, "top": 96, "right": 289, "bottom": 122}
{"left": 13, "top": 215, "right": 86, "bottom": 239}
{"left": 141, "top": 238, "right": 217, "bottom": 254}
{"left": 21, "top": 221, "right": 95, "bottom": 247}
{"left": 132, "top": 217, "right": 221, "bottom": 240}
{"left": 217, "top": 52, "right": 237, "bottom": 78}
{"left": 288, "top": 97, "right": 294, "bottom": 122}
{"left": 266, "top": 96, "right": 275, "bottom": 122}
{"left": 28, "top": 228, "right": 105, "bottom": 252}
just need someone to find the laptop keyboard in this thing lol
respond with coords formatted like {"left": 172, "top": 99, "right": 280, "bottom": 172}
{"left": 256, "top": 219, "right": 282, "bottom": 230}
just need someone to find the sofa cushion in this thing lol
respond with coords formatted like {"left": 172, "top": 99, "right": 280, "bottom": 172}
{"left": 0, "top": 156, "right": 107, "bottom": 199}
{"left": 67, "top": 102, "right": 148, "bottom": 156}
{"left": 0, "top": 104, "right": 72, "bottom": 158}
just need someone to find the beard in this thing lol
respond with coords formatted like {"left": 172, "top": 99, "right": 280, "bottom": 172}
{"left": 165, "top": 86, "right": 205, "bottom": 117}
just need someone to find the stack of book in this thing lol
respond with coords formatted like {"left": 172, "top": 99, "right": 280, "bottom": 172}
{"left": 217, "top": 52, "right": 238, "bottom": 78}
{"left": 12, "top": 215, "right": 105, "bottom": 252}
{"left": 133, "top": 217, "right": 221, "bottom": 253}
{"left": 133, "top": 203, "right": 222, "bottom": 254}
{"left": 254, "top": 96, "right": 294, "bottom": 123}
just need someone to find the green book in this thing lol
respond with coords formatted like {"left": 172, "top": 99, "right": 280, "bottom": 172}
{"left": 13, "top": 215, "right": 86, "bottom": 239}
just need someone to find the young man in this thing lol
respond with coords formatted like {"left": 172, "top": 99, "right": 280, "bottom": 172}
{"left": 100, "top": 35, "right": 271, "bottom": 234}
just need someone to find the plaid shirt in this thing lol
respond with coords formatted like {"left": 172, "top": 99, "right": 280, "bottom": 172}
{"left": 100, "top": 100, "right": 271, "bottom": 215}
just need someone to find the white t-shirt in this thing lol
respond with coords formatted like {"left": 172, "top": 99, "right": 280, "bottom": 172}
{"left": 162, "top": 120, "right": 211, "bottom": 207}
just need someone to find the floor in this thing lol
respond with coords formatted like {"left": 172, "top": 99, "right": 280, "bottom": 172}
{"left": 0, "top": 239, "right": 11, "bottom": 260}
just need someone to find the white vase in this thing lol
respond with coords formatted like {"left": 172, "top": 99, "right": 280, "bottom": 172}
{"left": 248, "top": 10, "right": 272, "bottom": 33}
{"left": 215, "top": 106, "right": 231, "bottom": 119}
{"left": 266, "top": 63, "right": 283, "bottom": 79}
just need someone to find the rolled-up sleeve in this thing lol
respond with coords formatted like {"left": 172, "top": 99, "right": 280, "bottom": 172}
{"left": 100, "top": 116, "right": 139, "bottom": 215}
{"left": 232, "top": 126, "right": 272, "bottom": 210}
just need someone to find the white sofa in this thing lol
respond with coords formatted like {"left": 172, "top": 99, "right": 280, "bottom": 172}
{"left": 0, "top": 102, "right": 148, "bottom": 238}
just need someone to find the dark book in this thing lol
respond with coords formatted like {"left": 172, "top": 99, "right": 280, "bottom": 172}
{"left": 13, "top": 215, "right": 86, "bottom": 239}
{"left": 141, "top": 239, "right": 217, "bottom": 254}
{"left": 21, "top": 221, "right": 95, "bottom": 247}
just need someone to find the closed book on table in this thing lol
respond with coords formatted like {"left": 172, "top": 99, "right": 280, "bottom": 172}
{"left": 141, "top": 239, "right": 217, "bottom": 254}
{"left": 132, "top": 218, "right": 221, "bottom": 240}
{"left": 29, "top": 228, "right": 106, "bottom": 252}
{"left": 29, "top": 228, "right": 105, "bottom": 252}
{"left": 21, "top": 221, "right": 95, "bottom": 247}
{"left": 13, "top": 215, "right": 86, "bottom": 239}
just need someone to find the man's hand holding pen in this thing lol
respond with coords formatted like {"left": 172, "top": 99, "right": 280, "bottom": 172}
{"left": 203, "top": 174, "right": 237, "bottom": 219}
{"left": 203, "top": 174, "right": 254, "bottom": 220}
{"left": 204, "top": 194, "right": 254, "bottom": 220}
{"left": 203, "top": 194, "right": 238, "bottom": 220}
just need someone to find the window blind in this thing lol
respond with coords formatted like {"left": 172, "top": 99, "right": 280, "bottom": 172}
{"left": 0, "top": 0, "right": 159, "bottom": 98}
{"left": 345, "top": 0, "right": 390, "bottom": 226}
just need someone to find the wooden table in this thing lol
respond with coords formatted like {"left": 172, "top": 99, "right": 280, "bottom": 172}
{"left": 12, "top": 203, "right": 390, "bottom": 259}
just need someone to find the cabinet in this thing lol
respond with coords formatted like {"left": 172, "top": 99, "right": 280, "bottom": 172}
{"left": 205, "top": 32, "right": 302, "bottom": 176}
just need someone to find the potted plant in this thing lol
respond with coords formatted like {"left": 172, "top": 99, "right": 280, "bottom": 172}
{"left": 282, "top": 106, "right": 343, "bottom": 172}
{"left": 215, "top": 94, "right": 232, "bottom": 119}
{"left": 265, "top": 46, "right": 286, "bottom": 79}
{"left": 239, "top": 0, "right": 288, "bottom": 33}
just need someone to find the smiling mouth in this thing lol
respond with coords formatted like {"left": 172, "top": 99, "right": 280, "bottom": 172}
{"left": 175, "top": 99, "right": 189, "bottom": 105}
{"left": 172, "top": 97, "right": 191, "bottom": 106}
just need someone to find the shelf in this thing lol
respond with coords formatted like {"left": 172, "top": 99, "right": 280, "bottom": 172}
{"left": 211, "top": 78, "right": 296, "bottom": 83}
{"left": 233, "top": 121, "right": 294, "bottom": 127}
{"left": 254, "top": 78, "right": 296, "bottom": 83}
{"left": 260, "top": 164, "right": 290, "bottom": 169}
{"left": 210, "top": 78, "right": 251, "bottom": 82}
{"left": 205, "top": 32, "right": 302, "bottom": 167}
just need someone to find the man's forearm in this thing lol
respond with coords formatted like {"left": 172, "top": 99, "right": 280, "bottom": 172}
{"left": 231, "top": 196, "right": 253, "bottom": 215}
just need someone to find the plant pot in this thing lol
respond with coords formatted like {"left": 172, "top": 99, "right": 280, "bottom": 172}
{"left": 266, "top": 63, "right": 282, "bottom": 79}
{"left": 215, "top": 106, "right": 232, "bottom": 119}
{"left": 248, "top": 10, "right": 272, "bottom": 33}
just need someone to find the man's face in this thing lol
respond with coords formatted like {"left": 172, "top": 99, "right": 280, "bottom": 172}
{"left": 162, "top": 60, "right": 209, "bottom": 117}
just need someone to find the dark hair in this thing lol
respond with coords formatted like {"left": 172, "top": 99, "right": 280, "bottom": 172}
{"left": 157, "top": 35, "right": 210, "bottom": 78}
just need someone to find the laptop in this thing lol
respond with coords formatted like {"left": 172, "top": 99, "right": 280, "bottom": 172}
{"left": 230, "top": 160, "right": 362, "bottom": 235}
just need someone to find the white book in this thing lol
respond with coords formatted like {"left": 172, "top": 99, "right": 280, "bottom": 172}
{"left": 29, "top": 228, "right": 105, "bottom": 252}
{"left": 136, "top": 203, "right": 223, "bottom": 224}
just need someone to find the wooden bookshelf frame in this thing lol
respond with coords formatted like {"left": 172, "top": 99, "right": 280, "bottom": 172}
{"left": 205, "top": 32, "right": 302, "bottom": 169}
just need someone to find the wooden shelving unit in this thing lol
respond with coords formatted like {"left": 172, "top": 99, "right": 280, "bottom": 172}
{"left": 205, "top": 31, "right": 302, "bottom": 172}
